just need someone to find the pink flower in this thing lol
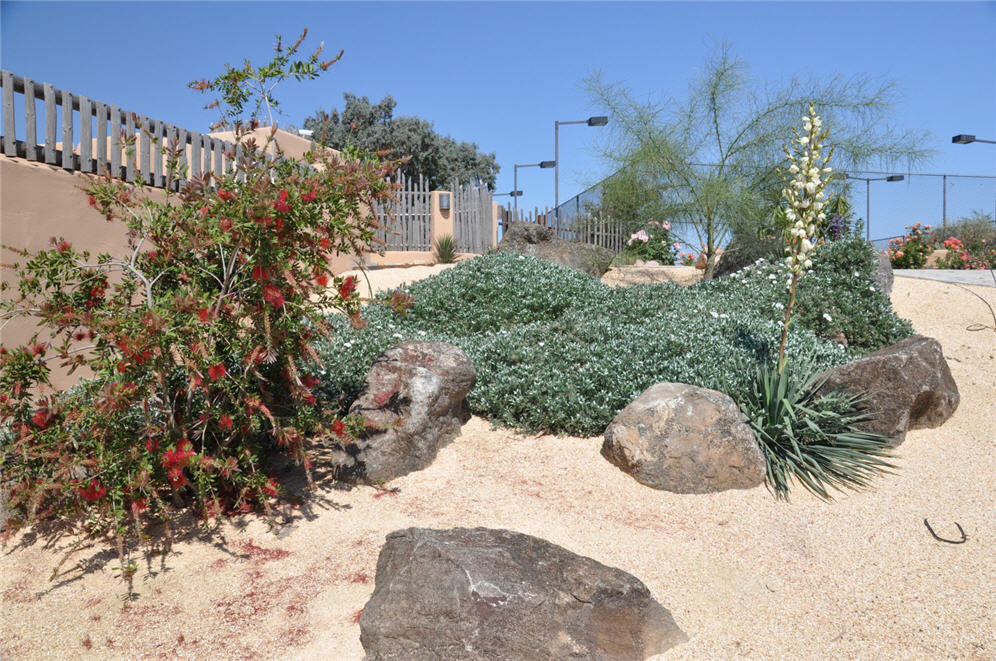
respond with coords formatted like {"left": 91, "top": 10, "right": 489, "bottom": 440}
{"left": 673, "top": 242, "right": 681, "bottom": 250}
{"left": 662, "top": 221, "right": 671, "bottom": 231}
{"left": 629, "top": 230, "right": 649, "bottom": 243}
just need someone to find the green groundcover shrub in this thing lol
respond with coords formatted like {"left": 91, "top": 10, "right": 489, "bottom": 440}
{"left": 313, "top": 238, "right": 912, "bottom": 436}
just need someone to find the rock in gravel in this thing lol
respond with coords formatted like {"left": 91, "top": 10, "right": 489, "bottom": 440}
{"left": 814, "top": 334, "right": 959, "bottom": 445}
{"left": 360, "top": 527, "right": 687, "bottom": 660}
{"left": 498, "top": 222, "right": 613, "bottom": 277}
{"left": 602, "top": 382, "right": 766, "bottom": 494}
{"left": 873, "top": 250, "right": 894, "bottom": 297}
{"left": 336, "top": 341, "right": 475, "bottom": 483}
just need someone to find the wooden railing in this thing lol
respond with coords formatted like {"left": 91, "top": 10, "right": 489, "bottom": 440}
{"left": 373, "top": 171, "right": 432, "bottom": 252}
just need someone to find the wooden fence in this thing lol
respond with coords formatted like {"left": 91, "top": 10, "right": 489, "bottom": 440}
{"left": 453, "top": 181, "right": 494, "bottom": 254}
{"left": 0, "top": 70, "right": 256, "bottom": 189}
{"left": 500, "top": 204, "right": 626, "bottom": 253}
{"left": 373, "top": 171, "right": 432, "bottom": 251}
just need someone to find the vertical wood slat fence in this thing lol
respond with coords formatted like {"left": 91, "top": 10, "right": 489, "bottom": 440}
{"left": 453, "top": 181, "right": 493, "bottom": 254}
{"left": 500, "top": 204, "right": 626, "bottom": 253}
{"left": 0, "top": 69, "right": 250, "bottom": 190}
{"left": 373, "top": 171, "right": 431, "bottom": 251}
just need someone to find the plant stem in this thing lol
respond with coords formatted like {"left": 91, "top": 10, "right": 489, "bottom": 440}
{"left": 777, "top": 271, "right": 799, "bottom": 373}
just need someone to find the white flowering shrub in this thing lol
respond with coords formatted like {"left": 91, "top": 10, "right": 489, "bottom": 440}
{"left": 312, "top": 243, "right": 910, "bottom": 436}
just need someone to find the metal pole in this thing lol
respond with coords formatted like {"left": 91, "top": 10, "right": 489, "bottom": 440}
{"left": 942, "top": 174, "right": 947, "bottom": 228}
{"left": 514, "top": 164, "right": 519, "bottom": 216}
{"left": 554, "top": 120, "right": 560, "bottom": 235}
{"left": 866, "top": 179, "right": 871, "bottom": 242}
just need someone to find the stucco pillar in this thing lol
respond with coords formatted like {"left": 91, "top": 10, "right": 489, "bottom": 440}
{"left": 430, "top": 190, "right": 454, "bottom": 246}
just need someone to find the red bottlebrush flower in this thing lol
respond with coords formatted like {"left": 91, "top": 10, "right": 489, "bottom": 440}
{"left": 314, "top": 273, "right": 329, "bottom": 287}
{"left": 300, "top": 187, "right": 317, "bottom": 202}
{"left": 145, "top": 437, "right": 160, "bottom": 453}
{"left": 116, "top": 361, "right": 129, "bottom": 373}
{"left": 217, "top": 188, "right": 236, "bottom": 202}
{"left": 332, "top": 419, "right": 346, "bottom": 437}
{"left": 219, "top": 217, "right": 233, "bottom": 233}
{"left": 32, "top": 408, "right": 51, "bottom": 429}
{"left": 301, "top": 375, "right": 320, "bottom": 388}
{"left": 199, "top": 205, "right": 210, "bottom": 216}
{"left": 262, "top": 284, "right": 285, "bottom": 307}
{"left": 56, "top": 240, "right": 71, "bottom": 253}
{"left": 273, "top": 189, "right": 291, "bottom": 214}
{"left": 263, "top": 478, "right": 278, "bottom": 497}
{"left": 88, "top": 195, "right": 97, "bottom": 207}
{"left": 167, "top": 467, "right": 187, "bottom": 488}
{"left": 208, "top": 364, "right": 227, "bottom": 381}
{"left": 31, "top": 343, "right": 46, "bottom": 357}
{"left": 338, "top": 275, "right": 357, "bottom": 299}
{"left": 252, "top": 264, "right": 270, "bottom": 282}
{"left": 273, "top": 217, "right": 284, "bottom": 231}
{"left": 77, "top": 479, "right": 106, "bottom": 502}
{"left": 218, "top": 414, "right": 234, "bottom": 431}
{"left": 197, "top": 308, "right": 212, "bottom": 323}
{"left": 319, "top": 238, "right": 331, "bottom": 250}
{"left": 163, "top": 439, "right": 196, "bottom": 469}
{"left": 130, "top": 498, "right": 148, "bottom": 516}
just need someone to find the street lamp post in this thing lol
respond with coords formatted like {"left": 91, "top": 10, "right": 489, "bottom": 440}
{"left": 952, "top": 134, "right": 996, "bottom": 145}
{"left": 843, "top": 173, "right": 904, "bottom": 240}
{"left": 513, "top": 161, "right": 555, "bottom": 216}
{"left": 554, "top": 116, "right": 608, "bottom": 234}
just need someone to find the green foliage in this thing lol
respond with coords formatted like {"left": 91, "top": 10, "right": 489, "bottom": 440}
{"left": 0, "top": 32, "right": 394, "bottom": 563}
{"left": 313, "top": 238, "right": 911, "bottom": 436}
{"left": 623, "top": 221, "right": 679, "bottom": 263}
{"left": 303, "top": 94, "right": 499, "bottom": 189}
{"left": 433, "top": 235, "right": 458, "bottom": 264}
{"left": 735, "top": 361, "right": 896, "bottom": 501}
{"left": 586, "top": 44, "right": 932, "bottom": 278}
{"left": 930, "top": 213, "right": 996, "bottom": 268}
{"left": 887, "top": 223, "right": 934, "bottom": 268}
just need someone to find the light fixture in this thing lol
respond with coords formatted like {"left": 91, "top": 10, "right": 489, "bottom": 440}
{"left": 841, "top": 173, "right": 905, "bottom": 240}
{"left": 513, "top": 161, "right": 556, "bottom": 214}
{"left": 554, "top": 116, "right": 609, "bottom": 232}
{"left": 952, "top": 133, "right": 995, "bottom": 145}
{"left": 438, "top": 192, "right": 450, "bottom": 211}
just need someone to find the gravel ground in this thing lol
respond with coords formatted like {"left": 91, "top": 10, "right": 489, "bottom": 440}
{"left": 1, "top": 271, "right": 994, "bottom": 660}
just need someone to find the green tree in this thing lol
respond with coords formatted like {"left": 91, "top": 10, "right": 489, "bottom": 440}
{"left": 586, "top": 45, "right": 932, "bottom": 278}
{"left": 303, "top": 94, "right": 499, "bottom": 189}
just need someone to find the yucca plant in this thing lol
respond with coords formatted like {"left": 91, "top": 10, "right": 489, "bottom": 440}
{"left": 433, "top": 235, "right": 458, "bottom": 264}
{"left": 737, "top": 361, "right": 896, "bottom": 501}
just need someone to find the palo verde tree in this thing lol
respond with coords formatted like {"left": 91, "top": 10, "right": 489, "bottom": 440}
{"left": 303, "top": 94, "right": 499, "bottom": 190}
{"left": 586, "top": 45, "right": 931, "bottom": 278}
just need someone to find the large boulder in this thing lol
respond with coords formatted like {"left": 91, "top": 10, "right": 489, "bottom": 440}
{"left": 499, "top": 222, "right": 613, "bottom": 277}
{"left": 336, "top": 341, "right": 476, "bottom": 483}
{"left": 602, "top": 383, "right": 766, "bottom": 494}
{"left": 813, "top": 334, "right": 959, "bottom": 445}
{"left": 601, "top": 265, "right": 702, "bottom": 288}
{"left": 360, "top": 527, "right": 687, "bottom": 660}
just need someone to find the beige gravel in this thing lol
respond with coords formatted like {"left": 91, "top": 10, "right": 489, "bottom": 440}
{"left": 2, "top": 272, "right": 994, "bottom": 660}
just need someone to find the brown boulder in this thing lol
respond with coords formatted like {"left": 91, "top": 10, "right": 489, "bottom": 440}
{"left": 498, "top": 222, "right": 613, "bottom": 277}
{"left": 336, "top": 341, "right": 475, "bottom": 483}
{"left": 360, "top": 527, "right": 687, "bottom": 660}
{"left": 814, "top": 334, "right": 959, "bottom": 445}
{"left": 602, "top": 383, "right": 766, "bottom": 494}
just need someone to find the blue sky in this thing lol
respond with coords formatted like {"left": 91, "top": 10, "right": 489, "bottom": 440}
{"left": 2, "top": 1, "right": 994, "bottom": 241}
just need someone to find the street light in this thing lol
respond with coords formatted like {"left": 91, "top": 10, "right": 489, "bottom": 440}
{"left": 554, "top": 116, "right": 608, "bottom": 233}
{"left": 952, "top": 134, "right": 996, "bottom": 145}
{"left": 493, "top": 191, "right": 523, "bottom": 197}
{"left": 843, "top": 173, "right": 905, "bottom": 240}
{"left": 513, "top": 161, "right": 555, "bottom": 215}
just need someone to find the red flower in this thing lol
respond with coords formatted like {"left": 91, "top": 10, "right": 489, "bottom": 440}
{"left": 219, "top": 217, "right": 233, "bottom": 233}
{"left": 252, "top": 264, "right": 270, "bottom": 282}
{"left": 162, "top": 439, "right": 196, "bottom": 469}
{"left": 218, "top": 414, "right": 234, "bottom": 431}
{"left": 338, "top": 275, "right": 357, "bottom": 299}
{"left": 332, "top": 419, "right": 346, "bottom": 437}
{"left": 167, "top": 467, "right": 187, "bottom": 488}
{"left": 263, "top": 478, "right": 279, "bottom": 497}
{"left": 32, "top": 408, "right": 51, "bottom": 429}
{"left": 208, "top": 364, "right": 227, "bottom": 381}
{"left": 88, "top": 195, "right": 97, "bottom": 207}
{"left": 319, "top": 238, "right": 331, "bottom": 250}
{"left": 273, "top": 217, "right": 284, "bottom": 231}
{"left": 273, "top": 189, "right": 291, "bottom": 214}
{"left": 145, "top": 437, "right": 160, "bottom": 453}
{"left": 262, "top": 284, "right": 285, "bottom": 307}
{"left": 56, "top": 240, "right": 71, "bottom": 253}
{"left": 197, "top": 308, "right": 212, "bottom": 323}
{"left": 217, "top": 188, "right": 236, "bottom": 202}
{"left": 315, "top": 273, "right": 329, "bottom": 287}
{"left": 77, "top": 479, "right": 106, "bottom": 502}
{"left": 31, "top": 343, "right": 46, "bottom": 357}
{"left": 300, "top": 187, "right": 317, "bottom": 202}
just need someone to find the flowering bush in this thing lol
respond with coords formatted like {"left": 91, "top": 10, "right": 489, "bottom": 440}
{"left": 624, "top": 220, "right": 679, "bottom": 263}
{"left": 887, "top": 223, "right": 933, "bottom": 268}
{"left": 0, "top": 32, "right": 398, "bottom": 569}
{"left": 679, "top": 252, "right": 697, "bottom": 266}
{"left": 933, "top": 236, "right": 994, "bottom": 269}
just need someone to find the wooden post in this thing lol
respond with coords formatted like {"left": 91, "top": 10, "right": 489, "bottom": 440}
{"left": 43, "top": 82, "right": 56, "bottom": 164}
{"left": 2, "top": 70, "right": 15, "bottom": 156}
{"left": 79, "top": 95, "right": 91, "bottom": 173}
{"left": 95, "top": 101, "right": 107, "bottom": 175}
{"left": 60, "top": 89, "right": 73, "bottom": 170}
{"left": 24, "top": 77, "right": 37, "bottom": 161}
{"left": 110, "top": 105, "right": 121, "bottom": 179}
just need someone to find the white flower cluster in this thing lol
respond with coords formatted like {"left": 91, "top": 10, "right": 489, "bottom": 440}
{"left": 782, "top": 104, "right": 833, "bottom": 275}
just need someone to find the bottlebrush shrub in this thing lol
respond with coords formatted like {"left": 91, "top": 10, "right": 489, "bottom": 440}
{"left": 313, "top": 241, "right": 911, "bottom": 436}
{"left": 0, "top": 33, "right": 399, "bottom": 563}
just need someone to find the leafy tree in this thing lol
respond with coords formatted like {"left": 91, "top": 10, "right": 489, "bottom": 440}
{"left": 586, "top": 45, "right": 932, "bottom": 278}
{"left": 303, "top": 94, "right": 499, "bottom": 189}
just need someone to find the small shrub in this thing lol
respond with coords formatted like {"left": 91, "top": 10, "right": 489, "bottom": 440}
{"left": 623, "top": 220, "right": 679, "bottom": 263}
{"left": 887, "top": 223, "right": 933, "bottom": 268}
{"left": 433, "top": 235, "right": 457, "bottom": 264}
{"left": 735, "top": 361, "right": 896, "bottom": 501}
